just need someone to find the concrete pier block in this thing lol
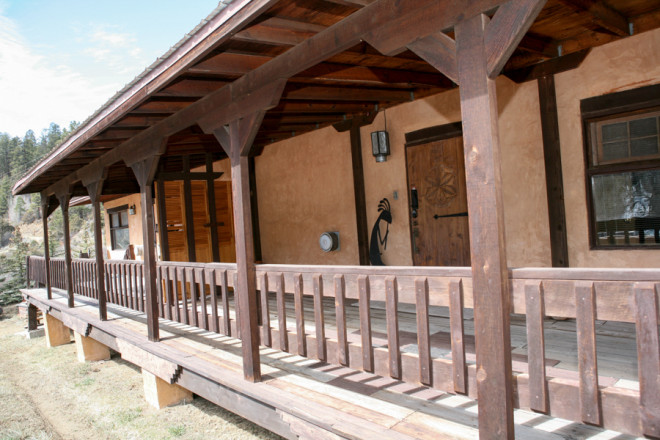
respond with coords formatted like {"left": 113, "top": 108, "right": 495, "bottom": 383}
{"left": 142, "top": 369, "right": 192, "bottom": 409}
{"left": 74, "top": 332, "right": 111, "bottom": 362}
{"left": 44, "top": 313, "right": 71, "bottom": 347}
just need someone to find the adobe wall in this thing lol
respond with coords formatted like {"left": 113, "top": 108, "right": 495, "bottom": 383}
{"left": 255, "top": 27, "right": 660, "bottom": 268}
{"left": 555, "top": 27, "right": 660, "bottom": 268}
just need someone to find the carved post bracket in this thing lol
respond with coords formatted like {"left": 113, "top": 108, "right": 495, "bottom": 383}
{"left": 40, "top": 192, "right": 57, "bottom": 299}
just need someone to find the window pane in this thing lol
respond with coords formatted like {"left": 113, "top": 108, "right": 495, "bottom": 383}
{"left": 592, "top": 169, "right": 660, "bottom": 246}
{"left": 602, "top": 141, "right": 628, "bottom": 161}
{"left": 120, "top": 211, "right": 128, "bottom": 226}
{"left": 629, "top": 117, "right": 657, "bottom": 138}
{"left": 601, "top": 122, "right": 628, "bottom": 142}
{"left": 631, "top": 136, "right": 659, "bottom": 157}
{"left": 110, "top": 213, "right": 118, "bottom": 228}
{"left": 112, "top": 228, "right": 130, "bottom": 250}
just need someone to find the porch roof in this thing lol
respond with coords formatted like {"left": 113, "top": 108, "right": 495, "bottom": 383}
{"left": 11, "top": 0, "right": 660, "bottom": 198}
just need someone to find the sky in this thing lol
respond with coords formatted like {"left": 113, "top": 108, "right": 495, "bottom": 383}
{"left": 0, "top": 0, "right": 221, "bottom": 138}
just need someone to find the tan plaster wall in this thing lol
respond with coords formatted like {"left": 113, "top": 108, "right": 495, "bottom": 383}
{"left": 255, "top": 127, "right": 359, "bottom": 264}
{"left": 554, "top": 27, "right": 660, "bottom": 268}
{"left": 102, "top": 194, "right": 144, "bottom": 260}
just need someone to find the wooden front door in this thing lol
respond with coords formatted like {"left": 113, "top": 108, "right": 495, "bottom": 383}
{"left": 407, "top": 136, "right": 470, "bottom": 266}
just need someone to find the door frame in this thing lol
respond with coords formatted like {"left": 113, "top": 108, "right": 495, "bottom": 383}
{"left": 404, "top": 121, "right": 464, "bottom": 265}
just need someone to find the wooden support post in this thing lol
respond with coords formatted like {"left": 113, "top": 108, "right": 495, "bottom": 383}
{"left": 456, "top": 14, "right": 516, "bottom": 439}
{"left": 333, "top": 114, "right": 376, "bottom": 266}
{"left": 155, "top": 179, "right": 170, "bottom": 261}
{"left": 74, "top": 332, "right": 111, "bottom": 362}
{"left": 205, "top": 153, "right": 221, "bottom": 262}
{"left": 128, "top": 152, "right": 164, "bottom": 342}
{"left": 55, "top": 189, "right": 74, "bottom": 308}
{"left": 44, "top": 313, "right": 71, "bottom": 347}
{"left": 142, "top": 369, "right": 192, "bottom": 409}
{"left": 182, "top": 155, "right": 197, "bottom": 262}
{"left": 205, "top": 81, "right": 284, "bottom": 382}
{"left": 538, "top": 75, "right": 569, "bottom": 267}
{"left": 40, "top": 194, "right": 53, "bottom": 299}
{"left": 82, "top": 173, "right": 108, "bottom": 320}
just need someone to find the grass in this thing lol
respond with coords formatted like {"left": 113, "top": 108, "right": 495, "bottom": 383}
{"left": 168, "top": 425, "right": 187, "bottom": 437}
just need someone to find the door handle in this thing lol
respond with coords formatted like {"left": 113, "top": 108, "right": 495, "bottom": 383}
{"left": 411, "top": 186, "right": 419, "bottom": 218}
{"left": 433, "top": 212, "right": 468, "bottom": 219}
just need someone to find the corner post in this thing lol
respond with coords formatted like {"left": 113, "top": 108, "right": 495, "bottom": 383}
{"left": 55, "top": 188, "right": 74, "bottom": 308}
{"left": 40, "top": 194, "right": 53, "bottom": 299}
{"left": 82, "top": 171, "right": 108, "bottom": 320}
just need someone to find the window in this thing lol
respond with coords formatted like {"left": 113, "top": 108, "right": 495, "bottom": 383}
{"left": 108, "top": 206, "right": 130, "bottom": 250}
{"left": 582, "top": 84, "right": 660, "bottom": 249}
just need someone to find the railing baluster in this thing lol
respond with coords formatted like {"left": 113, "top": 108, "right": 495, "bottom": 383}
{"left": 112, "top": 263, "right": 119, "bottom": 305}
{"left": 416, "top": 277, "right": 432, "bottom": 386}
{"left": 634, "top": 282, "right": 660, "bottom": 438}
{"left": 575, "top": 281, "right": 601, "bottom": 425}
{"left": 525, "top": 280, "right": 548, "bottom": 413}
{"left": 335, "top": 274, "right": 348, "bottom": 366}
{"left": 163, "top": 267, "right": 172, "bottom": 320}
{"left": 276, "top": 273, "right": 288, "bottom": 352}
{"left": 198, "top": 268, "right": 208, "bottom": 331}
{"left": 180, "top": 266, "right": 189, "bottom": 325}
{"left": 358, "top": 275, "right": 373, "bottom": 373}
{"left": 172, "top": 266, "right": 180, "bottom": 322}
{"left": 294, "top": 273, "right": 306, "bottom": 357}
{"left": 130, "top": 264, "right": 137, "bottom": 310}
{"left": 386, "top": 276, "right": 401, "bottom": 379}
{"left": 233, "top": 272, "right": 239, "bottom": 338}
{"left": 208, "top": 268, "right": 220, "bottom": 334}
{"left": 449, "top": 278, "right": 467, "bottom": 395}
{"left": 221, "top": 270, "right": 230, "bottom": 336}
{"left": 260, "top": 272, "right": 271, "bottom": 347}
{"left": 313, "top": 274, "right": 326, "bottom": 361}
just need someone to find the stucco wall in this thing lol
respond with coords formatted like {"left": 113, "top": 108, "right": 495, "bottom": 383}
{"left": 255, "top": 127, "right": 359, "bottom": 265}
{"left": 103, "top": 194, "right": 144, "bottom": 260}
{"left": 255, "top": 28, "right": 660, "bottom": 268}
{"left": 555, "top": 27, "right": 660, "bottom": 268}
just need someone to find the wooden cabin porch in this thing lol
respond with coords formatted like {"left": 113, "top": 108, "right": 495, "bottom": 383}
{"left": 24, "top": 256, "right": 660, "bottom": 439}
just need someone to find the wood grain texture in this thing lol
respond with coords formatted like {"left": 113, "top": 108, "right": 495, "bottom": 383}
{"left": 313, "top": 274, "right": 326, "bottom": 361}
{"left": 415, "top": 278, "right": 432, "bottom": 386}
{"left": 358, "top": 275, "right": 374, "bottom": 372}
{"left": 276, "top": 272, "right": 288, "bottom": 352}
{"left": 634, "top": 282, "right": 660, "bottom": 438}
{"left": 525, "top": 280, "right": 548, "bottom": 413}
{"left": 335, "top": 274, "right": 349, "bottom": 366}
{"left": 575, "top": 281, "right": 601, "bottom": 425}
{"left": 385, "top": 276, "right": 401, "bottom": 379}
{"left": 456, "top": 13, "right": 514, "bottom": 439}
{"left": 260, "top": 272, "right": 271, "bottom": 347}
{"left": 293, "top": 273, "right": 307, "bottom": 357}
{"left": 449, "top": 278, "right": 467, "bottom": 394}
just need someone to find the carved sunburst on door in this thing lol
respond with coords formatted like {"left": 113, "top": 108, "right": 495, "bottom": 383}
{"left": 424, "top": 164, "right": 457, "bottom": 206}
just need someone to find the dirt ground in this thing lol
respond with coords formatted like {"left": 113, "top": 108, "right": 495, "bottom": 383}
{"left": 0, "top": 305, "right": 282, "bottom": 440}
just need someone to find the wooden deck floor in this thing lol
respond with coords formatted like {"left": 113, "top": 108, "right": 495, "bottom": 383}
{"left": 23, "top": 288, "right": 640, "bottom": 440}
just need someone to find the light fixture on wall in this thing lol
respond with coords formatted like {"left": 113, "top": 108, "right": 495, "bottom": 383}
{"left": 128, "top": 204, "right": 136, "bottom": 215}
{"left": 371, "top": 109, "right": 390, "bottom": 162}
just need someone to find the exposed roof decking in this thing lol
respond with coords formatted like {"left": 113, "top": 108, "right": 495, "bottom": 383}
{"left": 11, "top": 0, "right": 660, "bottom": 197}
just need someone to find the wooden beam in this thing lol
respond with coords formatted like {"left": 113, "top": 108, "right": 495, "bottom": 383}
{"left": 503, "top": 49, "right": 590, "bottom": 83}
{"left": 333, "top": 113, "right": 377, "bottom": 265}
{"left": 456, "top": 13, "right": 514, "bottom": 439}
{"left": 485, "top": 0, "right": 547, "bottom": 78}
{"left": 182, "top": 156, "right": 197, "bottom": 262}
{"left": 556, "top": 0, "right": 629, "bottom": 37}
{"left": 205, "top": 154, "right": 221, "bottom": 263}
{"left": 537, "top": 75, "right": 568, "bottom": 267}
{"left": 407, "top": 32, "right": 459, "bottom": 84}
{"left": 54, "top": 188, "right": 74, "bottom": 308}
{"left": 295, "top": 63, "right": 451, "bottom": 88}
{"left": 128, "top": 154, "right": 162, "bottom": 342}
{"left": 82, "top": 170, "right": 109, "bottom": 320}
{"left": 155, "top": 179, "right": 170, "bottom": 261}
{"left": 40, "top": 193, "right": 53, "bottom": 299}
{"left": 154, "top": 79, "right": 228, "bottom": 98}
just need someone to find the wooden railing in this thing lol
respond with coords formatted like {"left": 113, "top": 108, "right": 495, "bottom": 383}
{"left": 25, "top": 256, "right": 660, "bottom": 437}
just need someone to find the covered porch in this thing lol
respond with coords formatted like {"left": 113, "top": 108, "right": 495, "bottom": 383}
{"left": 12, "top": 0, "right": 660, "bottom": 438}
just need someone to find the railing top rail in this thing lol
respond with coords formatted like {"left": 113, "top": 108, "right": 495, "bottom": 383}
{"left": 157, "top": 261, "right": 237, "bottom": 269}
{"left": 510, "top": 267, "right": 660, "bottom": 282}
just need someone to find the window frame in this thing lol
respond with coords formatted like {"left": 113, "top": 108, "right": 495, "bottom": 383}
{"left": 107, "top": 204, "right": 130, "bottom": 250}
{"left": 581, "top": 84, "right": 660, "bottom": 250}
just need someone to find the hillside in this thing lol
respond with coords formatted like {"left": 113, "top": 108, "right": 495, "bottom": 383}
{"left": 0, "top": 121, "right": 97, "bottom": 306}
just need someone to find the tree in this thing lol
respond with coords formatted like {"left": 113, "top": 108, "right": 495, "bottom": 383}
{"left": 0, "top": 176, "right": 10, "bottom": 217}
